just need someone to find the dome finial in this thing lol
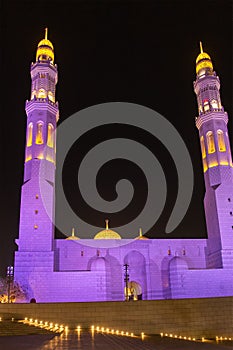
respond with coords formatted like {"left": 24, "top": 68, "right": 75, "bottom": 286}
{"left": 196, "top": 42, "right": 213, "bottom": 76}
{"left": 200, "top": 41, "right": 203, "bottom": 54}
{"left": 94, "top": 219, "right": 121, "bottom": 239}
{"left": 66, "top": 227, "right": 79, "bottom": 240}
{"left": 36, "top": 28, "right": 54, "bottom": 62}
{"left": 139, "top": 228, "right": 142, "bottom": 237}
{"left": 45, "top": 27, "right": 48, "bottom": 40}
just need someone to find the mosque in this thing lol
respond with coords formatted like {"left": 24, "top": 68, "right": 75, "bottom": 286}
{"left": 14, "top": 30, "right": 233, "bottom": 302}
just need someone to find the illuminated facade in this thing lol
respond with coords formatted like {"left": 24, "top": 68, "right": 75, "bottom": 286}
{"left": 195, "top": 43, "right": 233, "bottom": 269}
{"left": 14, "top": 34, "right": 233, "bottom": 302}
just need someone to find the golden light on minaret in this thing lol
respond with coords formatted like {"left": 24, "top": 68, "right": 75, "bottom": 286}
{"left": 45, "top": 27, "right": 48, "bottom": 40}
{"left": 36, "top": 28, "right": 54, "bottom": 62}
{"left": 195, "top": 41, "right": 213, "bottom": 76}
{"left": 200, "top": 41, "right": 203, "bottom": 54}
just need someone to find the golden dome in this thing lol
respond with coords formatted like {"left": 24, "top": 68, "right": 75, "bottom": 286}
{"left": 135, "top": 228, "right": 149, "bottom": 240}
{"left": 196, "top": 42, "right": 213, "bottom": 75}
{"left": 66, "top": 228, "right": 80, "bottom": 240}
{"left": 94, "top": 220, "right": 122, "bottom": 240}
{"left": 36, "top": 28, "right": 54, "bottom": 62}
{"left": 38, "top": 38, "right": 54, "bottom": 50}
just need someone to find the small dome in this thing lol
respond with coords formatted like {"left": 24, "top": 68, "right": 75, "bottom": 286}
{"left": 36, "top": 28, "right": 54, "bottom": 62}
{"left": 135, "top": 228, "right": 149, "bottom": 240}
{"left": 66, "top": 228, "right": 80, "bottom": 240}
{"left": 94, "top": 220, "right": 121, "bottom": 240}
{"left": 196, "top": 42, "right": 213, "bottom": 76}
{"left": 66, "top": 235, "right": 79, "bottom": 240}
{"left": 38, "top": 38, "right": 54, "bottom": 50}
{"left": 196, "top": 52, "right": 211, "bottom": 64}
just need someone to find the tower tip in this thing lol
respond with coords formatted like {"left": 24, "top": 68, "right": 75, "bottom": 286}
{"left": 200, "top": 41, "right": 203, "bottom": 53}
{"left": 105, "top": 219, "right": 109, "bottom": 230}
{"left": 45, "top": 27, "right": 48, "bottom": 40}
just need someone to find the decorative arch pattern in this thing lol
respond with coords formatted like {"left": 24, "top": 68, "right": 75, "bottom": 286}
{"left": 200, "top": 135, "right": 206, "bottom": 159}
{"left": 47, "top": 123, "right": 54, "bottom": 147}
{"left": 206, "top": 131, "right": 215, "bottom": 154}
{"left": 217, "top": 129, "right": 226, "bottom": 152}
{"left": 36, "top": 121, "right": 44, "bottom": 144}
{"left": 27, "top": 122, "right": 33, "bottom": 147}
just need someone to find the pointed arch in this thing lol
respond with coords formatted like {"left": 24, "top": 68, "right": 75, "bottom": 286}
{"left": 200, "top": 136, "right": 206, "bottom": 159}
{"left": 217, "top": 129, "right": 226, "bottom": 152}
{"left": 27, "top": 122, "right": 33, "bottom": 147}
{"left": 203, "top": 100, "right": 210, "bottom": 112}
{"left": 124, "top": 251, "right": 147, "bottom": 299}
{"left": 211, "top": 99, "right": 218, "bottom": 109}
{"left": 36, "top": 121, "right": 44, "bottom": 144}
{"left": 206, "top": 131, "right": 215, "bottom": 154}
{"left": 38, "top": 88, "right": 46, "bottom": 98}
{"left": 47, "top": 123, "right": 54, "bottom": 148}
{"left": 48, "top": 91, "right": 55, "bottom": 102}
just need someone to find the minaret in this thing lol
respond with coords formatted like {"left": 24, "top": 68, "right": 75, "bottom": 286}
{"left": 194, "top": 42, "right": 233, "bottom": 268}
{"left": 16, "top": 29, "right": 59, "bottom": 252}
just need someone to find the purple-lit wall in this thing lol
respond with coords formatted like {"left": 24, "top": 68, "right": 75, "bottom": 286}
{"left": 14, "top": 237, "right": 233, "bottom": 302}
{"left": 13, "top": 39, "right": 233, "bottom": 302}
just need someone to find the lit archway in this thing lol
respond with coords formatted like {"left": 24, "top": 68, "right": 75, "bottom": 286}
{"left": 125, "top": 281, "right": 142, "bottom": 300}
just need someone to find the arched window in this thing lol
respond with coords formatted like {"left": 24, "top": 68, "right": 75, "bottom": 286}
{"left": 31, "top": 90, "right": 36, "bottom": 100}
{"left": 211, "top": 99, "right": 218, "bottom": 109}
{"left": 217, "top": 129, "right": 226, "bottom": 152}
{"left": 27, "top": 122, "right": 33, "bottom": 147}
{"left": 38, "top": 89, "right": 46, "bottom": 98}
{"left": 47, "top": 123, "right": 54, "bottom": 148}
{"left": 203, "top": 100, "right": 210, "bottom": 112}
{"left": 200, "top": 136, "right": 206, "bottom": 159}
{"left": 206, "top": 131, "right": 215, "bottom": 154}
{"left": 36, "top": 122, "right": 43, "bottom": 144}
{"left": 48, "top": 91, "right": 55, "bottom": 102}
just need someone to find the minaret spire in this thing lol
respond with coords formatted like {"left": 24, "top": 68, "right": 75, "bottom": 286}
{"left": 45, "top": 27, "right": 48, "bottom": 40}
{"left": 195, "top": 43, "right": 213, "bottom": 77}
{"left": 36, "top": 28, "right": 54, "bottom": 62}
{"left": 200, "top": 41, "right": 203, "bottom": 53}
{"left": 139, "top": 228, "right": 142, "bottom": 237}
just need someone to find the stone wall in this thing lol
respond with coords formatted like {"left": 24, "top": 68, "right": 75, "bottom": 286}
{"left": 0, "top": 296, "right": 232, "bottom": 338}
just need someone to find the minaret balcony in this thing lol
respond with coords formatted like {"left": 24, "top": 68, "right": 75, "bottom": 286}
{"left": 195, "top": 111, "right": 228, "bottom": 130}
{"left": 25, "top": 98, "right": 59, "bottom": 121}
{"left": 198, "top": 107, "right": 224, "bottom": 117}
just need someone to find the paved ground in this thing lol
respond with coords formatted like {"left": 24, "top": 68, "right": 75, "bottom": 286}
{"left": 40, "top": 331, "right": 233, "bottom": 350}
{"left": 0, "top": 321, "right": 232, "bottom": 349}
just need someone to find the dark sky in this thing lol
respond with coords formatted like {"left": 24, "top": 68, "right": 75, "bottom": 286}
{"left": 0, "top": 0, "right": 232, "bottom": 276}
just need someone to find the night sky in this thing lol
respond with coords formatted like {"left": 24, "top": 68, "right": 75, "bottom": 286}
{"left": 0, "top": 0, "right": 232, "bottom": 276}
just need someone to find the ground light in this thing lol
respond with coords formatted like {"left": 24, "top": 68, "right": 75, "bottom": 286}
{"left": 21, "top": 317, "right": 64, "bottom": 333}
{"left": 91, "top": 325, "right": 136, "bottom": 338}
{"left": 160, "top": 332, "right": 196, "bottom": 342}
{"left": 18, "top": 318, "right": 233, "bottom": 342}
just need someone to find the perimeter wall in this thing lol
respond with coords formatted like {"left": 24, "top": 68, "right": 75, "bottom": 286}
{"left": 0, "top": 297, "right": 232, "bottom": 338}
